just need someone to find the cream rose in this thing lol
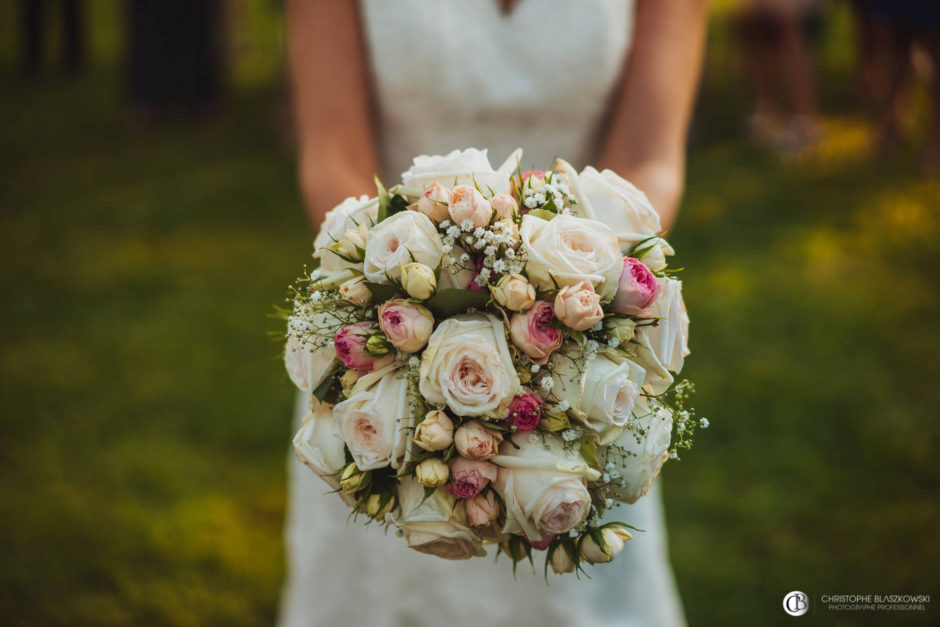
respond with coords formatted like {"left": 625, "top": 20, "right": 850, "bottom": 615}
{"left": 419, "top": 314, "right": 521, "bottom": 417}
{"left": 333, "top": 366, "right": 416, "bottom": 471}
{"left": 363, "top": 211, "right": 444, "bottom": 284}
{"left": 388, "top": 477, "right": 486, "bottom": 560}
{"left": 284, "top": 316, "right": 337, "bottom": 393}
{"left": 520, "top": 213, "right": 622, "bottom": 299}
{"left": 635, "top": 278, "right": 690, "bottom": 374}
{"left": 492, "top": 433, "right": 599, "bottom": 539}
{"left": 551, "top": 347, "right": 646, "bottom": 444}
{"left": 578, "top": 166, "right": 662, "bottom": 252}
{"left": 602, "top": 400, "right": 672, "bottom": 504}
{"left": 400, "top": 147, "right": 521, "bottom": 195}
{"left": 292, "top": 402, "right": 355, "bottom": 506}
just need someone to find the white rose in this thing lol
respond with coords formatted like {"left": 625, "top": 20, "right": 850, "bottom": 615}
{"left": 578, "top": 167, "right": 662, "bottom": 252}
{"left": 551, "top": 347, "right": 646, "bottom": 445}
{"left": 387, "top": 477, "right": 486, "bottom": 560}
{"left": 292, "top": 402, "right": 356, "bottom": 506}
{"left": 284, "top": 316, "right": 337, "bottom": 392}
{"left": 633, "top": 236, "right": 675, "bottom": 272}
{"left": 314, "top": 196, "right": 377, "bottom": 259}
{"left": 363, "top": 211, "right": 444, "bottom": 284}
{"left": 419, "top": 314, "right": 521, "bottom": 417}
{"left": 492, "top": 433, "right": 599, "bottom": 539}
{"left": 400, "top": 147, "right": 522, "bottom": 195}
{"left": 333, "top": 366, "right": 416, "bottom": 471}
{"left": 603, "top": 400, "right": 672, "bottom": 504}
{"left": 635, "top": 278, "right": 689, "bottom": 375}
{"left": 520, "top": 214, "right": 622, "bottom": 299}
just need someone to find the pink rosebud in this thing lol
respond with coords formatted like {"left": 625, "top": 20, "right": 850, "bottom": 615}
{"left": 509, "top": 301, "right": 564, "bottom": 364}
{"left": 610, "top": 258, "right": 660, "bottom": 316}
{"left": 334, "top": 322, "right": 393, "bottom": 371}
{"left": 378, "top": 299, "right": 434, "bottom": 353}
{"left": 449, "top": 457, "right": 498, "bottom": 499}
{"left": 449, "top": 185, "right": 492, "bottom": 228}
{"left": 415, "top": 183, "right": 451, "bottom": 222}
{"left": 553, "top": 280, "right": 604, "bottom": 331}
{"left": 490, "top": 193, "right": 518, "bottom": 220}
{"left": 506, "top": 388, "right": 544, "bottom": 431}
{"left": 464, "top": 490, "right": 500, "bottom": 527}
{"left": 525, "top": 531, "right": 557, "bottom": 551}
{"left": 454, "top": 420, "right": 502, "bottom": 460}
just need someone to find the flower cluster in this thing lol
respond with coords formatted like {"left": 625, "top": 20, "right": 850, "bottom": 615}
{"left": 283, "top": 148, "right": 707, "bottom": 576}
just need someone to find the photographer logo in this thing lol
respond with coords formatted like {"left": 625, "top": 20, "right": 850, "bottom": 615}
{"left": 784, "top": 591, "right": 809, "bottom": 617}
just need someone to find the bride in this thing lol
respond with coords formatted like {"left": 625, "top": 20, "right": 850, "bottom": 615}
{"left": 280, "top": 1, "right": 706, "bottom": 626}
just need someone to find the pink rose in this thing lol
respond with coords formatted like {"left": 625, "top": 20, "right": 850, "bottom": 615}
{"left": 378, "top": 299, "right": 434, "bottom": 353}
{"left": 449, "top": 457, "right": 498, "bottom": 498}
{"left": 490, "top": 193, "right": 518, "bottom": 220}
{"left": 610, "top": 257, "right": 659, "bottom": 315}
{"left": 454, "top": 420, "right": 502, "bottom": 460}
{"left": 506, "top": 388, "right": 543, "bottom": 431}
{"left": 525, "top": 531, "right": 557, "bottom": 551}
{"left": 509, "top": 301, "right": 564, "bottom": 364}
{"left": 334, "top": 322, "right": 393, "bottom": 371}
{"left": 415, "top": 183, "right": 451, "bottom": 222}
{"left": 553, "top": 280, "right": 604, "bottom": 331}
{"left": 449, "top": 185, "right": 492, "bottom": 228}
{"left": 464, "top": 490, "right": 500, "bottom": 527}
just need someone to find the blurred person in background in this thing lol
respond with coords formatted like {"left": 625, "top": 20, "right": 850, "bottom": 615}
{"left": 736, "top": 0, "right": 825, "bottom": 152}
{"left": 124, "top": 0, "right": 224, "bottom": 122}
{"left": 280, "top": 1, "right": 706, "bottom": 626}
{"left": 19, "top": 0, "right": 86, "bottom": 77}
{"left": 852, "top": 0, "right": 940, "bottom": 173}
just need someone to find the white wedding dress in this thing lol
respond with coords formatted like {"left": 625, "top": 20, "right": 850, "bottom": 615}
{"left": 280, "top": 1, "right": 686, "bottom": 625}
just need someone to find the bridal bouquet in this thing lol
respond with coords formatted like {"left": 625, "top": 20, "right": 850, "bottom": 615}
{"left": 282, "top": 148, "right": 706, "bottom": 576}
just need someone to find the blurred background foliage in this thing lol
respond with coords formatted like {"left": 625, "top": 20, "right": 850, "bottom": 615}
{"left": 1, "top": 1, "right": 938, "bottom": 625}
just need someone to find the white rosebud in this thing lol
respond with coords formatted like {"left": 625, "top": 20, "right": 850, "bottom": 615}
{"left": 550, "top": 546, "right": 576, "bottom": 574}
{"left": 416, "top": 458, "right": 450, "bottom": 487}
{"left": 400, "top": 262, "right": 437, "bottom": 300}
{"left": 365, "top": 493, "right": 396, "bottom": 521}
{"left": 339, "top": 277, "right": 372, "bottom": 307}
{"left": 580, "top": 526, "right": 632, "bottom": 564}
{"left": 634, "top": 237, "right": 675, "bottom": 272}
{"left": 414, "top": 410, "right": 455, "bottom": 452}
{"left": 491, "top": 273, "right": 536, "bottom": 312}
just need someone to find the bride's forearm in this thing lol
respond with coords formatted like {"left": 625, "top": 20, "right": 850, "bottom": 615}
{"left": 287, "top": 0, "right": 379, "bottom": 228}
{"left": 599, "top": 0, "right": 708, "bottom": 232}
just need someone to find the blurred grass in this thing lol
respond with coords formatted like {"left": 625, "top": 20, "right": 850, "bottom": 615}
{"left": 1, "top": 2, "right": 939, "bottom": 626}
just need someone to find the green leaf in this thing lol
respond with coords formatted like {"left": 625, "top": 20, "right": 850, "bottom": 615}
{"left": 312, "top": 368, "right": 341, "bottom": 403}
{"left": 423, "top": 288, "right": 490, "bottom": 318}
{"left": 388, "top": 193, "right": 409, "bottom": 217}
{"left": 527, "top": 208, "right": 557, "bottom": 221}
{"left": 365, "top": 282, "right": 401, "bottom": 304}
{"left": 579, "top": 436, "right": 600, "bottom": 471}
{"left": 375, "top": 175, "right": 391, "bottom": 222}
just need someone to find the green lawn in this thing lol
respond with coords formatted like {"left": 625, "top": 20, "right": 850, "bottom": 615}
{"left": 1, "top": 4, "right": 938, "bottom": 626}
